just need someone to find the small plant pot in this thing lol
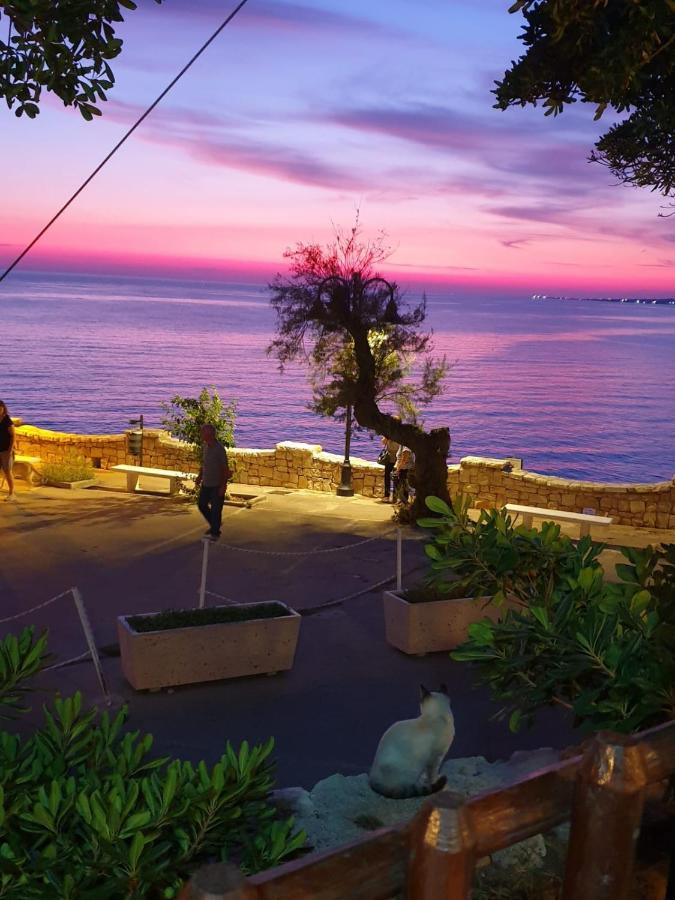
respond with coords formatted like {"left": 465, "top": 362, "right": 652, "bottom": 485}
{"left": 44, "top": 478, "right": 97, "bottom": 490}
{"left": 382, "top": 590, "right": 500, "bottom": 655}
{"left": 117, "top": 602, "right": 301, "bottom": 690}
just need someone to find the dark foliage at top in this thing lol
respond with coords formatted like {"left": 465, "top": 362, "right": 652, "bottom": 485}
{"left": 495, "top": 0, "right": 675, "bottom": 198}
{"left": 0, "top": 0, "right": 162, "bottom": 118}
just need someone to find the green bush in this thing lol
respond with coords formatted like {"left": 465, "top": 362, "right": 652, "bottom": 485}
{"left": 161, "top": 388, "right": 236, "bottom": 458}
{"left": 40, "top": 453, "right": 94, "bottom": 484}
{"left": 418, "top": 494, "right": 598, "bottom": 608}
{"left": 0, "top": 636, "right": 305, "bottom": 897}
{"left": 420, "top": 496, "right": 675, "bottom": 734}
{"left": 0, "top": 628, "right": 50, "bottom": 718}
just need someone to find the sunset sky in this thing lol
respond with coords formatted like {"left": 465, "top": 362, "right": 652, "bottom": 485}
{"left": 1, "top": 0, "right": 673, "bottom": 295}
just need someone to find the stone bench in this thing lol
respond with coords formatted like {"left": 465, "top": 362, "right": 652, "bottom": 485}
{"left": 13, "top": 454, "right": 42, "bottom": 485}
{"left": 505, "top": 503, "right": 613, "bottom": 539}
{"left": 111, "top": 464, "right": 195, "bottom": 496}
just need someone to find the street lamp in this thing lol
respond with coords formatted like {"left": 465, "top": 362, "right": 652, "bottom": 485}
{"left": 315, "top": 274, "right": 397, "bottom": 498}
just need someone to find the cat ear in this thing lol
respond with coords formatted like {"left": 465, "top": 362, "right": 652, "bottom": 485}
{"left": 420, "top": 684, "right": 431, "bottom": 700}
{"left": 439, "top": 683, "right": 449, "bottom": 696}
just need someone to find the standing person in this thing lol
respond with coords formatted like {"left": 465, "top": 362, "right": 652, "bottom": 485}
{"left": 393, "top": 444, "right": 414, "bottom": 504}
{"left": 379, "top": 434, "right": 400, "bottom": 502}
{"left": 0, "top": 400, "right": 15, "bottom": 501}
{"left": 196, "top": 423, "right": 230, "bottom": 541}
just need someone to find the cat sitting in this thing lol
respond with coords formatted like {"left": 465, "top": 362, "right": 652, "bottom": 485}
{"left": 369, "top": 684, "right": 455, "bottom": 799}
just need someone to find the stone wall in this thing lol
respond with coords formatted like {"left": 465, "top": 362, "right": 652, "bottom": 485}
{"left": 13, "top": 426, "right": 384, "bottom": 499}
{"left": 14, "top": 425, "right": 675, "bottom": 529}
{"left": 449, "top": 456, "right": 675, "bottom": 530}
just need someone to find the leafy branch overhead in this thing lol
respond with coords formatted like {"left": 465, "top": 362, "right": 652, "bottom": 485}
{"left": 496, "top": 0, "right": 675, "bottom": 196}
{"left": 0, "top": 0, "right": 163, "bottom": 119}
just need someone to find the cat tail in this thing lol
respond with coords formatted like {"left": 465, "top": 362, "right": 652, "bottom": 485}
{"left": 369, "top": 775, "right": 447, "bottom": 799}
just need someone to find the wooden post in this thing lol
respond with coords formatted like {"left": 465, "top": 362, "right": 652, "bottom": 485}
{"left": 562, "top": 732, "right": 650, "bottom": 900}
{"left": 406, "top": 792, "right": 475, "bottom": 900}
{"left": 178, "top": 863, "right": 258, "bottom": 900}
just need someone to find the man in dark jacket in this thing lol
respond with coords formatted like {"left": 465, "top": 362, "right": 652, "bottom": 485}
{"left": 195, "top": 424, "right": 230, "bottom": 540}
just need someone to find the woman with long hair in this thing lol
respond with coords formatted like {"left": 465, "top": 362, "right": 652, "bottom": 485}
{"left": 0, "top": 400, "right": 16, "bottom": 500}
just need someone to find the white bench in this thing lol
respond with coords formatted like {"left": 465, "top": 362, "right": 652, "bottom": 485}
{"left": 12, "top": 454, "right": 42, "bottom": 485}
{"left": 111, "top": 464, "right": 195, "bottom": 496}
{"left": 505, "top": 503, "right": 613, "bottom": 539}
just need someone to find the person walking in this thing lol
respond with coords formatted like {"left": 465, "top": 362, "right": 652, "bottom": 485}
{"left": 196, "top": 423, "right": 230, "bottom": 540}
{"left": 0, "top": 400, "right": 16, "bottom": 501}
{"left": 379, "top": 434, "right": 400, "bottom": 502}
{"left": 393, "top": 444, "right": 414, "bottom": 504}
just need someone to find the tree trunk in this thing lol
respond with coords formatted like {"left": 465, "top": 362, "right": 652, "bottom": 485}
{"left": 406, "top": 426, "right": 451, "bottom": 519}
{"left": 350, "top": 323, "right": 451, "bottom": 521}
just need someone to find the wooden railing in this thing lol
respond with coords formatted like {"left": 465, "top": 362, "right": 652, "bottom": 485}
{"left": 180, "top": 721, "right": 675, "bottom": 900}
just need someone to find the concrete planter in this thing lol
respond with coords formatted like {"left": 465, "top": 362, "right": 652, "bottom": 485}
{"left": 382, "top": 590, "right": 500, "bottom": 655}
{"left": 45, "top": 478, "right": 96, "bottom": 489}
{"left": 118, "top": 602, "right": 301, "bottom": 690}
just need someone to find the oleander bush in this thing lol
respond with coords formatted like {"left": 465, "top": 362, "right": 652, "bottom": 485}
{"left": 421, "top": 496, "right": 675, "bottom": 734}
{"left": 0, "top": 634, "right": 305, "bottom": 898}
{"left": 40, "top": 452, "right": 94, "bottom": 485}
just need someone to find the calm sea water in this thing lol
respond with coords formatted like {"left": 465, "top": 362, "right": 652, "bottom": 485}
{"left": 3, "top": 271, "right": 675, "bottom": 483}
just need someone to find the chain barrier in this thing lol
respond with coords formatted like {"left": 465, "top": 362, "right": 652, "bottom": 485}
{"left": 0, "top": 588, "right": 73, "bottom": 625}
{"left": 43, "top": 650, "right": 91, "bottom": 672}
{"left": 210, "top": 529, "right": 397, "bottom": 558}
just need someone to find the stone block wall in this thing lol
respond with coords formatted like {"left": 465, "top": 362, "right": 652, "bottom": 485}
{"left": 448, "top": 456, "right": 675, "bottom": 530}
{"left": 14, "top": 425, "right": 675, "bottom": 529}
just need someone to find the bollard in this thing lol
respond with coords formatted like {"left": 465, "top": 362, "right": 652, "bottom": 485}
{"left": 198, "top": 538, "right": 210, "bottom": 609}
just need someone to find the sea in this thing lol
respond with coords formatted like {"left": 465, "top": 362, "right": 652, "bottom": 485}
{"left": 3, "top": 271, "right": 675, "bottom": 484}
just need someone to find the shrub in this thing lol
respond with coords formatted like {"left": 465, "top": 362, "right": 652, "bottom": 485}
{"left": 40, "top": 452, "right": 94, "bottom": 484}
{"left": 418, "top": 494, "right": 600, "bottom": 608}
{"left": 0, "top": 636, "right": 305, "bottom": 896}
{"left": 161, "top": 388, "right": 236, "bottom": 458}
{"left": 421, "top": 497, "right": 675, "bottom": 734}
{"left": 0, "top": 628, "right": 50, "bottom": 718}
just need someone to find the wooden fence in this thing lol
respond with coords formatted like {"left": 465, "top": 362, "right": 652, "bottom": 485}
{"left": 180, "top": 720, "right": 675, "bottom": 900}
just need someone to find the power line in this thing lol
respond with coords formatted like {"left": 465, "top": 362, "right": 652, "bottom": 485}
{"left": 0, "top": 0, "right": 251, "bottom": 284}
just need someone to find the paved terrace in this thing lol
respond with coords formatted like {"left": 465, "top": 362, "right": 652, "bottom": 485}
{"left": 2, "top": 473, "right": 673, "bottom": 788}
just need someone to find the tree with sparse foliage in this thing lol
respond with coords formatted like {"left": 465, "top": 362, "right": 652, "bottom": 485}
{"left": 0, "top": 0, "right": 163, "bottom": 119}
{"left": 161, "top": 387, "right": 236, "bottom": 462}
{"left": 496, "top": 0, "right": 675, "bottom": 198}
{"left": 268, "top": 225, "right": 450, "bottom": 517}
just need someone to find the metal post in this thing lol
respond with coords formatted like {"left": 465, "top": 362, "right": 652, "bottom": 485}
{"left": 139, "top": 413, "right": 144, "bottom": 468}
{"left": 71, "top": 587, "right": 110, "bottom": 704}
{"left": 336, "top": 403, "right": 354, "bottom": 497}
{"left": 396, "top": 528, "right": 403, "bottom": 592}
{"left": 198, "top": 538, "right": 210, "bottom": 609}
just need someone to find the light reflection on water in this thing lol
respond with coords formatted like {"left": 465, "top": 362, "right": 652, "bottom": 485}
{"left": 4, "top": 272, "right": 675, "bottom": 483}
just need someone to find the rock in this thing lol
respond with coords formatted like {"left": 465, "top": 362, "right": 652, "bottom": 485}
{"left": 276, "top": 749, "right": 556, "bottom": 867}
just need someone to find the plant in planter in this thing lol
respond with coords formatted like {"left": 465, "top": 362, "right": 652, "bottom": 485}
{"left": 40, "top": 451, "right": 96, "bottom": 488}
{"left": 382, "top": 494, "right": 594, "bottom": 655}
{"left": 118, "top": 602, "right": 302, "bottom": 691}
{"left": 0, "top": 632, "right": 306, "bottom": 898}
{"left": 452, "top": 542, "right": 675, "bottom": 734}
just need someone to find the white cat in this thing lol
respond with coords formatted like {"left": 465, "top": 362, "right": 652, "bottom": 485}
{"left": 369, "top": 685, "right": 455, "bottom": 799}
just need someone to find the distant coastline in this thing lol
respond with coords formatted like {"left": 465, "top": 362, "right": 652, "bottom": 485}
{"left": 532, "top": 295, "right": 675, "bottom": 306}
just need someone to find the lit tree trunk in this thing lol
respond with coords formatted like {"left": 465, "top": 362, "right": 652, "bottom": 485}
{"left": 351, "top": 324, "right": 451, "bottom": 519}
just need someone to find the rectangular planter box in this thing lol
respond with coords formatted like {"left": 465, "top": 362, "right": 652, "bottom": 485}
{"left": 45, "top": 478, "right": 97, "bottom": 489}
{"left": 383, "top": 590, "right": 501, "bottom": 655}
{"left": 118, "top": 602, "right": 301, "bottom": 690}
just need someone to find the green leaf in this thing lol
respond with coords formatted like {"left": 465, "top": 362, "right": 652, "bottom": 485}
{"left": 424, "top": 496, "right": 453, "bottom": 516}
